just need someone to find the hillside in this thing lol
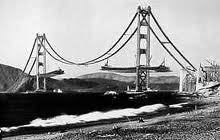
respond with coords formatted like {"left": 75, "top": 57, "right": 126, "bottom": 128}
{"left": 0, "top": 64, "right": 29, "bottom": 92}
{"left": 78, "top": 72, "right": 179, "bottom": 84}
{"left": 0, "top": 64, "right": 99, "bottom": 93}
{"left": 77, "top": 72, "right": 135, "bottom": 82}
{"left": 78, "top": 72, "right": 180, "bottom": 91}
{"left": 0, "top": 64, "right": 180, "bottom": 93}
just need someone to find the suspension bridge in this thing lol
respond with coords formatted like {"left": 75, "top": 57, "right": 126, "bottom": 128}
{"left": 18, "top": 6, "right": 197, "bottom": 93}
{"left": 0, "top": 6, "right": 200, "bottom": 129}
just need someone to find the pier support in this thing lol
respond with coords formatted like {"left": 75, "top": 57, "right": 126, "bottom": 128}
{"left": 36, "top": 33, "right": 47, "bottom": 92}
{"left": 135, "top": 6, "right": 151, "bottom": 91}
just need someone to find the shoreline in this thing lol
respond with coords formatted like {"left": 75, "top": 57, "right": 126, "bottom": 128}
{"left": 2, "top": 96, "right": 207, "bottom": 139}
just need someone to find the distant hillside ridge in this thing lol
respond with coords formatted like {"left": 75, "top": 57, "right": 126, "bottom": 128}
{"left": 150, "top": 76, "right": 179, "bottom": 84}
{"left": 78, "top": 72, "right": 179, "bottom": 84}
{"left": 77, "top": 72, "right": 135, "bottom": 82}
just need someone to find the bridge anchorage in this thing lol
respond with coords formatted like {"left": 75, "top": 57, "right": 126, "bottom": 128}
{"left": 18, "top": 5, "right": 197, "bottom": 93}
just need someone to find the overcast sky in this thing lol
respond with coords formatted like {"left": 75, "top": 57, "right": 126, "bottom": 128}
{"left": 0, "top": 0, "right": 220, "bottom": 78}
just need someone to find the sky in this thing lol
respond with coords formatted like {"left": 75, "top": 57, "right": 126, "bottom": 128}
{"left": 0, "top": 0, "right": 220, "bottom": 78}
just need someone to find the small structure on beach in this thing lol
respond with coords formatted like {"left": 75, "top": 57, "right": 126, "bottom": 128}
{"left": 179, "top": 60, "right": 220, "bottom": 93}
{"left": 196, "top": 60, "right": 220, "bottom": 93}
{"left": 179, "top": 69, "right": 196, "bottom": 92}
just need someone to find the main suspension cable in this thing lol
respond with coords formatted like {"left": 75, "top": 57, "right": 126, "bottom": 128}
{"left": 28, "top": 58, "right": 36, "bottom": 75}
{"left": 36, "top": 35, "right": 72, "bottom": 65}
{"left": 143, "top": 18, "right": 194, "bottom": 76}
{"left": 84, "top": 28, "right": 137, "bottom": 65}
{"left": 28, "top": 38, "right": 44, "bottom": 75}
{"left": 45, "top": 12, "right": 138, "bottom": 65}
{"left": 7, "top": 38, "right": 37, "bottom": 92}
{"left": 45, "top": 38, "right": 79, "bottom": 65}
{"left": 22, "top": 38, "right": 37, "bottom": 73}
{"left": 150, "top": 11, "right": 197, "bottom": 71}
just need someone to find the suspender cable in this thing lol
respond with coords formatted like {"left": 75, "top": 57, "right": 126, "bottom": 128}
{"left": 45, "top": 12, "right": 138, "bottom": 65}
{"left": 85, "top": 28, "right": 137, "bottom": 65}
{"left": 143, "top": 19, "right": 194, "bottom": 76}
{"left": 150, "top": 11, "right": 197, "bottom": 71}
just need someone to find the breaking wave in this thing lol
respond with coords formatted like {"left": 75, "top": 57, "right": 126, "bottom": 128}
{"left": 1, "top": 103, "right": 167, "bottom": 133}
{"left": 169, "top": 102, "right": 189, "bottom": 108}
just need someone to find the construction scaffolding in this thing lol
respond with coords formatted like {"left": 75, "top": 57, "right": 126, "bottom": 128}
{"left": 196, "top": 61, "right": 220, "bottom": 91}
{"left": 179, "top": 69, "right": 196, "bottom": 92}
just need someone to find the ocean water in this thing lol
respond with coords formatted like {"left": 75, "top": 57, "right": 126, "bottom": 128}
{"left": 1, "top": 103, "right": 169, "bottom": 133}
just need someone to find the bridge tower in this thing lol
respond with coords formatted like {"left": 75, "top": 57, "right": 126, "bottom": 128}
{"left": 36, "top": 33, "right": 47, "bottom": 91}
{"left": 135, "top": 6, "right": 151, "bottom": 91}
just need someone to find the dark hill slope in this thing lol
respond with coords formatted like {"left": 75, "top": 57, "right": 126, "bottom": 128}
{"left": 8, "top": 77, "right": 99, "bottom": 93}
{"left": 0, "top": 64, "right": 30, "bottom": 92}
{"left": 0, "top": 64, "right": 98, "bottom": 92}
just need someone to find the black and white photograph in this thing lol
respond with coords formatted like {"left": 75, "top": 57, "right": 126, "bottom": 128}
{"left": 1, "top": 0, "right": 220, "bottom": 139}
